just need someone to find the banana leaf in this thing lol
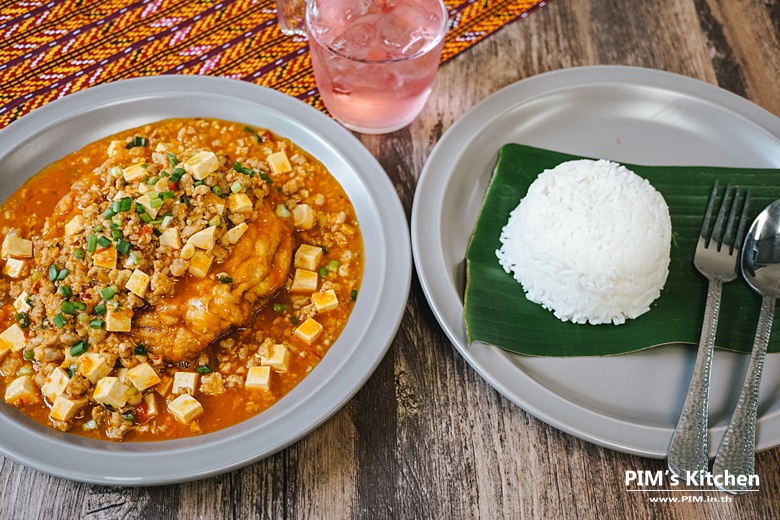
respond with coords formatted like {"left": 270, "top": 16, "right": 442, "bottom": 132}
{"left": 464, "top": 143, "right": 780, "bottom": 356}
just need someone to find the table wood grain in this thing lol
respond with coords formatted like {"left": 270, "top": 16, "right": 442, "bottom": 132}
{"left": 2, "top": 0, "right": 779, "bottom": 518}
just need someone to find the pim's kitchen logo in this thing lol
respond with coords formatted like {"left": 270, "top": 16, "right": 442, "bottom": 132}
{"left": 625, "top": 470, "right": 759, "bottom": 489}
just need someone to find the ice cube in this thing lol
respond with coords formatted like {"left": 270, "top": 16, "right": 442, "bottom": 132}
{"left": 330, "top": 22, "right": 377, "bottom": 60}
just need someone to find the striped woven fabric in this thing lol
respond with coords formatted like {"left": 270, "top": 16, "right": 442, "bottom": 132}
{"left": 0, "top": 0, "right": 547, "bottom": 129}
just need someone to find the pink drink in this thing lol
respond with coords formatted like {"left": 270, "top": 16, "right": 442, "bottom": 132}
{"left": 306, "top": 0, "right": 448, "bottom": 134}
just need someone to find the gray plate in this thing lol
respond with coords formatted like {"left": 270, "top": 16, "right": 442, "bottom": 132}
{"left": 0, "top": 76, "right": 411, "bottom": 485}
{"left": 411, "top": 65, "right": 780, "bottom": 458}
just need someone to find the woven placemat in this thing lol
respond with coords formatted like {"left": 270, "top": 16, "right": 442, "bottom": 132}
{"left": 0, "top": 0, "right": 547, "bottom": 128}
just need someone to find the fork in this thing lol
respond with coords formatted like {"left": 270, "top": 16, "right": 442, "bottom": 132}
{"left": 668, "top": 182, "right": 751, "bottom": 480}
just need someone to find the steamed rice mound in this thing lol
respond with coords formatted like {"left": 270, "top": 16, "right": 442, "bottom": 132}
{"left": 496, "top": 159, "right": 672, "bottom": 325}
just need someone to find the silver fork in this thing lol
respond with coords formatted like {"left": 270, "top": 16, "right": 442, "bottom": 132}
{"left": 668, "top": 182, "right": 751, "bottom": 480}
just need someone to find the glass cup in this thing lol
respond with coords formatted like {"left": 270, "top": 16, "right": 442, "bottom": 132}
{"left": 278, "top": 0, "right": 449, "bottom": 134}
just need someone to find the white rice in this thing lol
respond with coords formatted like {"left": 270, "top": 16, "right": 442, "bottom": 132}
{"left": 495, "top": 159, "right": 672, "bottom": 325}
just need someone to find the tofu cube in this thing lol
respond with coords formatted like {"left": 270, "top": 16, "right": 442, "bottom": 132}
{"left": 135, "top": 194, "right": 160, "bottom": 219}
{"left": 136, "top": 182, "right": 153, "bottom": 194}
{"left": 188, "top": 251, "right": 213, "bottom": 278}
{"left": 106, "top": 306, "right": 133, "bottom": 332}
{"left": 245, "top": 366, "right": 271, "bottom": 390}
{"left": 311, "top": 289, "right": 339, "bottom": 313}
{"left": 168, "top": 394, "right": 204, "bottom": 423}
{"left": 50, "top": 395, "right": 88, "bottom": 422}
{"left": 159, "top": 227, "right": 181, "bottom": 249}
{"left": 0, "top": 339, "right": 11, "bottom": 359}
{"left": 125, "top": 363, "right": 160, "bottom": 391}
{"left": 125, "top": 269, "right": 150, "bottom": 298}
{"left": 290, "top": 269, "right": 318, "bottom": 293}
{"left": 115, "top": 367, "right": 128, "bottom": 384}
{"left": 3, "top": 258, "right": 26, "bottom": 278}
{"left": 172, "top": 371, "right": 199, "bottom": 395}
{"left": 76, "top": 352, "right": 113, "bottom": 383}
{"left": 107, "top": 140, "right": 126, "bottom": 156}
{"left": 294, "top": 317, "right": 323, "bottom": 344}
{"left": 123, "top": 164, "right": 147, "bottom": 183}
{"left": 93, "top": 376, "right": 130, "bottom": 408}
{"left": 294, "top": 244, "right": 323, "bottom": 271}
{"left": 92, "top": 244, "right": 118, "bottom": 269}
{"left": 186, "top": 226, "right": 216, "bottom": 250}
{"left": 0, "top": 324, "right": 26, "bottom": 352}
{"left": 4, "top": 375, "right": 39, "bottom": 406}
{"left": 13, "top": 291, "right": 31, "bottom": 313}
{"left": 143, "top": 392, "right": 159, "bottom": 417}
{"left": 292, "top": 204, "right": 315, "bottom": 230}
{"left": 226, "top": 222, "right": 248, "bottom": 244}
{"left": 267, "top": 151, "right": 292, "bottom": 174}
{"left": 260, "top": 344, "right": 290, "bottom": 372}
{"left": 42, "top": 367, "right": 70, "bottom": 400}
{"left": 185, "top": 151, "right": 220, "bottom": 180}
{"left": 2, "top": 235, "right": 33, "bottom": 258}
{"left": 154, "top": 142, "right": 171, "bottom": 152}
{"left": 227, "top": 193, "right": 253, "bottom": 214}
{"left": 155, "top": 375, "right": 173, "bottom": 396}
{"left": 64, "top": 215, "right": 85, "bottom": 236}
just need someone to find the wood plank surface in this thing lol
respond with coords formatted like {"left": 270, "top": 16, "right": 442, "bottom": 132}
{"left": 2, "top": 0, "right": 780, "bottom": 518}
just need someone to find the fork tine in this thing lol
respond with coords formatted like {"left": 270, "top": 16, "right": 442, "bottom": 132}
{"left": 734, "top": 190, "right": 751, "bottom": 251}
{"left": 700, "top": 180, "right": 719, "bottom": 241}
{"left": 721, "top": 188, "right": 742, "bottom": 251}
{"left": 711, "top": 184, "right": 734, "bottom": 248}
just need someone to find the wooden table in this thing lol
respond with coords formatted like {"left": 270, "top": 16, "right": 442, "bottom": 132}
{"left": 2, "top": 0, "right": 779, "bottom": 518}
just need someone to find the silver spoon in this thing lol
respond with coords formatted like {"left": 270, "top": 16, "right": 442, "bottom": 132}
{"left": 712, "top": 199, "right": 780, "bottom": 494}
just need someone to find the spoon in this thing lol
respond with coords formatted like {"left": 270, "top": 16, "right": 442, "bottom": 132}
{"left": 712, "top": 199, "right": 780, "bottom": 494}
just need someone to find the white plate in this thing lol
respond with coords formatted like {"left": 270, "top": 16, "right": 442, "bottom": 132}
{"left": 0, "top": 76, "right": 411, "bottom": 484}
{"left": 412, "top": 65, "right": 780, "bottom": 458}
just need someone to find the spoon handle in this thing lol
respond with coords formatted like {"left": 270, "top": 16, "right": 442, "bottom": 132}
{"left": 712, "top": 295, "right": 775, "bottom": 494}
{"left": 668, "top": 278, "right": 721, "bottom": 478}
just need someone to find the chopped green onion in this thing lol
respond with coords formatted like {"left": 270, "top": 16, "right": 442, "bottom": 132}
{"left": 112, "top": 229, "right": 123, "bottom": 240}
{"left": 161, "top": 215, "right": 174, "bottom": 229}
{"left": 94, "top": 303, "right": 107, "bottom": 315}
{"left": 70, "top": 341, "right": 88, "bottom": 356}
{"left": 230, "top": 181, "right": 243, "bottom": 194}
{"left": 130, "top": 251, "right": 140, "bottom": 264}
{"left": 77, "top": 312, "right": 90, "bottom": 322}
{"left": 104, "top": 404, "right": 114, "bottom": 412}
{"left": 217, "top": 275, "right": 232, "bottom": 284}
{"left": 61, "top": 301, "right": 76, "bottom": 315}
{"left": 148, "top": 191, "right": 160, "bottom": 200}
{"left": 170, "top": 167, "right": 185, "bottom": 182}
{"left": 145, "top": 175, "right": 160, "bottom": 186}
{"left": 193, "top": 180, "right": 204, "bottom": 187}
{"left": 327, "top": 260, "right": 339, "bottom": 272}
{"left": 273, "top": 303, "right": 285, "bottom": 312}
{"left": 102, "top": 208, "right": 116, "bottom": 220}
{"left": 89, "top": 318, "right": 104, "bottom": 329}
{"left": 149, "top": 197, "right": 163, "bottom": 208}
{"left": 53, "top": 313, "right": 67, "bottom": 328}
{"left": 135, "top": 203, "right": 146, "bottom": 214}
{"left": 23, "top": 350, "right": 34, "bottom": 361}
{"left": 126, "top": 136, "right": 148, "bottom": 149}
{"left": 17, "top": 366, "right": 33, "bottom": 376}
{"left": 244, "top": 126, "right": 256, "bottom": 133}
{"left": 233, "top": 161, "right": 254, "bottom": 176}
{"left": 208, "top": 215, "right": 221, "bottom": 227}
{"left": 139, "top": 213, "right": 152, "bottom": 223}
{"left": 195, "top": 365, "right": 212, "bottom": 375}
{"left": 16, "top": 313, "right": 30, "bottom": 328}
{"left": 180, "top": 196, "right": 190, "bottom": 206}
{"left": 260, "top": 172, "right": 273, "bottom": 184}
{"left": 48, "top": 264, "right": 59, "bottom": 282}
{"left": 87, "top": 235, "right": 98, "bottom": 253}
{"left": 159, "top": 190, "right": 175, "bottom": 200}
{"left": 108, "top": 166, "right": 123, "bottom": 177}
{"left": 117, "top": 240, "right": 131, "bottom": 255}
{"left": 58, "top": 285, "right": 72, "bottom": 299}
{"left": 152, "top": 229, "right": 162, "bottom": 237}
{"left": 100, "top": 285, "right": 118, "bottom": 300}
{"left": 66, "top": 365, "right": 76, "bottom": 378}
{"left": 56, "top": 268, "right": 69, "bottom": 281}
{"left": 211, "top": 185, "right": 223, "bottom": 196}
{"left": 73, "top": 248, "right": 86, "bottom": 259}
{"left": 40, "top": 317, "right": 49, "bottom": 329}
{"left": 117, "top": 197, "right": 133, "bottom": 212}
{"left": 168, "top": 153, "right": 179, "bottom": 167}
{"left": 73, "top": 301, "right": 87, "bottom": 311}
{"left": 134, "top": 344, "right": 147, "bottom": 355}
{"left": 321, "top": 246, "right": 329, "bottom": 255}
{"left": 97, "top": 236, "right": 112, "bottom": 248}
{"left": 319, "top": 267, "right": 327, "bottom": 278}
{"left": 94, "top": 224, "right": 104, "bottom": 232}
{"left": 290, "top": 316, "right": 299, "bottom": 325}
{"left": 350, "top": 289, "right": 358, "bottom": 302}
{"left": 123, "top": 412, "right": 135, "bottom": 422}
